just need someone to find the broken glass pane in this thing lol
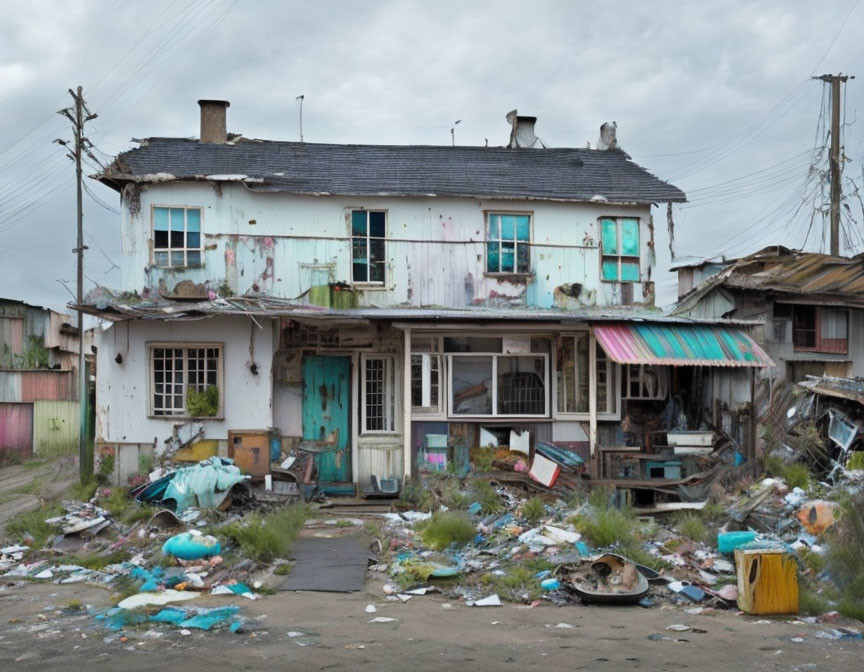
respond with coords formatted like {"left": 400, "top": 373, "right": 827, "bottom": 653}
{"left": 601, "top": 219, "right": 617, "bottom": 254}
{"left": 170, "top": 230, "right": 185, "bottom": 248}
{"left": 516, "top": 243, "right": 530, "bottom": 273}
{"left": 621, "top": 219, "right": 639, "bottom": 256}
{"left": 515, "top": 216, "right": 530, "bottom": 241}
{"left": 154, "top": 229, "right": 169, "bottom": 249}
{"left": 487, "top": 241, "right": 500, "bottom": 272}
{"left": 352, "top": 210, "right": 367, "bottom": 236}
{"left": 369, "top": 211, "right": 386, "bottom": 238}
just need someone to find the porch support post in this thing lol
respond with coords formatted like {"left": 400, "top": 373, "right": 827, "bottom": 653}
{"left": 402, "top": 327, "right": 412, "bottom": 481}
{"left": 589, "top": 332, "right": 598, "bottom": 459}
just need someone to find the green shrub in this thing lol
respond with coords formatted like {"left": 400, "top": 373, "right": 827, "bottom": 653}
{"left": 763, "top": 453, "right": 812, "bottom": 490}
{"left": 418, "top": 511, "right": 476, "bottom": 551}
{"left": 570, "top": 489, "right": 639, "bottom": 548}
{"left": 825, "top": 495, "right": 864, "bottom": 621}
{"left": 187, "top": 385, "right": 219, "bottom": 417}
{"left": 471, "top": 480, "right": 503, "bottom": 514}
{"left": 799, "top": 586, "right": 832, "bottom": 616}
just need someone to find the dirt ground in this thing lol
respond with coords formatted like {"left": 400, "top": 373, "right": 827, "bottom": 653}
{"left": 0, "top": 571, "right": 860, "bottom": 671}
{"left": 0, "top": 458, "right": 77, "bottom": 529}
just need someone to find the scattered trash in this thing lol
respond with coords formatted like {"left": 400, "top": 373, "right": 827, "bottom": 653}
{"left": 162, "top": 531, "right": 222, "bottom": 560}
{"left": 369, "top": 616, "right": 398, "bottom": 623}
{"left": 467, "top": 595, "right": 502, "bottom": 607}
{"left": 569, "top": 554, "right": 650, "bottom": 605}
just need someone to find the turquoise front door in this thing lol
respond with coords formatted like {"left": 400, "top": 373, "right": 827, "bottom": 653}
{"left": 302, "top": 355, "right": 352, "bottom": 483}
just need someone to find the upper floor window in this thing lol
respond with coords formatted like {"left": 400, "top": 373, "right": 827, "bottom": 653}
{"left": 600, "top": 217, "right": 640, "bottom": 282}
{"left": 487, "top": 213, "right": 531, "bottom": 274}
{"left": 351, "top": 210, "right": 386, "bottom": 284}
{"left": 774, "top": 304, "right": 848, "bottom": 354}
{"left": 153, "top": 206, "right": 202, "bottom": 268}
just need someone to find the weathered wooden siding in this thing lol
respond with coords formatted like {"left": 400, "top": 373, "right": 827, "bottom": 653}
{"left": 0, "top": 403, "right": 33, "bottom": 459}
{"left": 32, "top": 400, "right": 79, "bottom": 457}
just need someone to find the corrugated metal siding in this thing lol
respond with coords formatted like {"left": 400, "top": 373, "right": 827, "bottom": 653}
{"left": 0, "top": 370, "right": 76, "bottom": 402}
{"left": 32, "top": 400, "right": 79, "bottom": 457}
{"left": 0, "top": 402, "right": 33, "bottom": 459}
{"left": 20, "top": 370, "right": 76, "bottom": 401}
{"left": 594, "top": 323, "right": 774, "bottom": 367}
{"left": 0, "top": 316, "right": 23, "bottom": 354}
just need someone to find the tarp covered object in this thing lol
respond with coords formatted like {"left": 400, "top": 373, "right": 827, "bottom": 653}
{"left": 135, "top": 457, "right": 250, "bottom": 512}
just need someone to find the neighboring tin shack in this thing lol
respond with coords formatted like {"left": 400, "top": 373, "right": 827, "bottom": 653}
{"left": 0, "top": 298, "right": 82, "bottom": 460}
{"left": 80, "top": 100, "right": 773, "bottom": 498}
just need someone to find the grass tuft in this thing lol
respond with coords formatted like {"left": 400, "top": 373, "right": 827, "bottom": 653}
{"left": 221, "top": 504, "right": 310, "bottom": 563}
{"left": 5, "top": 501, "right": 65, "bottom": 548}
{"left": 674, "top": 513, "right": 713, "bottom": 545}
{"left": 471, "top": 481, "right": 503, "bottom": 515}
{"left": 520, "top": 497, "right": 546, "bottom": 525}
{"left": 418, "top": 511, "right": 476, "bottom": 551}
{"left": 570, "top": 496, "right": 638, "bottom": 548}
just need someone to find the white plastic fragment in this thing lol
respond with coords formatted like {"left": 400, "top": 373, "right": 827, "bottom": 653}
{"left": 369, "top": 616, "right": 398, "bottom": 623}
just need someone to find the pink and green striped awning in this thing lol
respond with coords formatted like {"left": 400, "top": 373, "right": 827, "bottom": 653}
{"left": 593, "top": 323, "right": 774, "bottom": 368}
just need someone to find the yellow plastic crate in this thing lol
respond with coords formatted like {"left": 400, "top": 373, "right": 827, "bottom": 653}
{"left": 735, "top": 548, "right": 799, "bottom": 615}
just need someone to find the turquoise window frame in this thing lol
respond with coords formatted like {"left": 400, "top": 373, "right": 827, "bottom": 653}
{"left": 600, "top": 217, "right": 640, "bottom": 283}
{"left": 486, "top": 212, "right": 532, "bottom": 274}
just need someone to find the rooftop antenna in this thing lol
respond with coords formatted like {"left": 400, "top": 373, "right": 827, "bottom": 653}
{"left": 450, "top": 119, "right": 461, "bottom": 146}
{"left": 296, "top": 94, "right": 304, "bottom": 142}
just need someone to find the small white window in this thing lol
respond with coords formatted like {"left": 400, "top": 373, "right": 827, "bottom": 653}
{"left": 362, "top": 355, "right": 397, "bottom": 433}
{"left": 150, "top": 343, "right": 222, "bottom": 417}
{"left": 555, "top": 334, "right": 620, "bottom": 419}
{"left": 153, "top": 206, "right": 203, "bottom": 268}
{"left": 411, "top": 337, "right": 443, "bottom": 416}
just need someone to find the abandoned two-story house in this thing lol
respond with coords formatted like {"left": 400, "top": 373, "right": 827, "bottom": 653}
{"left": 82, "top": 100, "right": 773, "bottom": 491}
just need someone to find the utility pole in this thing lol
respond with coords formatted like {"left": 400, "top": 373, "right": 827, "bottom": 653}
{"left": 57, "top": 86, "right": 97, "bottom": 484}
{"left": 296, "top": 94, "right": 304, "bottom": 142}
{"left": 815, "top": 74, "right": 853, "bottom": 256}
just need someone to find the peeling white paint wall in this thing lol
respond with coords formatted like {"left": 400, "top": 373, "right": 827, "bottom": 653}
{"left": 95, "top": 315, "right": 275, "bottom": 446}
{"left": 121, "top": 183, "right": 654, "bottom": 308}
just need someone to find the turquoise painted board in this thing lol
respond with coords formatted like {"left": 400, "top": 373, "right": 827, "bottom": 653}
{"left": 302, "top": 355, "right": 351, "bottom": 483}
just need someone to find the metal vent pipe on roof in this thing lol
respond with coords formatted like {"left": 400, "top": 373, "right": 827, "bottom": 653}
{"left": 198, "top": 99, "right": 230, "bottom": 144}
{"left": 506, "top": 109, "right": 544, "bottom": 148}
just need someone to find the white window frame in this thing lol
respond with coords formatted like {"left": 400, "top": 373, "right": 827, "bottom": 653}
{"left": 446, "top": 352, "right": 549, "bottom": 419}
{"left": 553, "top": 333, "right": 621, "bottom": 421}
{"left": 623, "top": 364, "right": 668, "bottom": 400}
{"left": 148, "top": 342, "right": 224, "bottom": 418}
{"left": 485, "top": 211, "right": 533, "bottom": 275}
{"left": 361, "top": 354, "right": 398, "bottom": 434}
{"left": 410, "top": 336, "right": 445, "bottom": 417}
{"left": 350, "top": 209, "right": 388, "bottom": 286}
{"left": 600, "top": 216, "right": 641, "bottom": 283}
{"left": 151, "top": 205, "right": 204, "bottom": 269}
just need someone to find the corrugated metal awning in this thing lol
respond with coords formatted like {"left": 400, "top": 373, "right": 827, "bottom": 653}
{"left": 593, "top": 323, "right": 774, "bottom": 368}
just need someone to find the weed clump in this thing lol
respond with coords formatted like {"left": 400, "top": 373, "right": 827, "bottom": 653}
{"left": 520, "top": 497, "right": 546, "bottom": 525}
{"left": 5, "top": 501, "right": 65, "bottom": 548}
{"left": 570, "top": 489, "right": 638, "bottom": 548}
{"left": 418, "top": 511, "right": 476, "bottom": 551}
{"left": 221, "top": 504, "right": 309, "bottom": 563}
{"left": 824, "top": 495, "right": 864, "bottom": 621}
{"left": 471, "top": 480, "right": 503, "bottom": 514}
{"left": 674, "top": 513, "right": 713, "bottom": 546}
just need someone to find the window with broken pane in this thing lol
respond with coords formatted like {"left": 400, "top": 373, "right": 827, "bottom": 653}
{"left": 151, "top": 344, "right": 221, "bottom": 416}
{"left": 486, "top": 213, "right": 531, "bottom": 274}
{"left": 600, "top": 217, "right": 640, "bottom": 282}
{"left": 555, "top": 334, "right": 618, "bottom": 417}
{"left": 351, "top": 210, "right": 387, "bottom": 284}
{"left": 153, "top": 207, "right": 202, "bottom": 268}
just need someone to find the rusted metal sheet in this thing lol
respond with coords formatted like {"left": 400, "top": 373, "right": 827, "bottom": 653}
{"left": 20, "top": 370, "right": 76, "bottom": 402}
{"left": 32, "top": 400, "right": 79, "bottom": 457}
{"left": 0, "top": 316, "right": 23, "bottom": 354}
{"left": 0, "top": 402, "right": 34, "bottom": 460}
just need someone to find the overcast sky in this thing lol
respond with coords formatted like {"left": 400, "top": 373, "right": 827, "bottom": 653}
{"left": 1, "top": 0, "right": 862, "bottom": 313}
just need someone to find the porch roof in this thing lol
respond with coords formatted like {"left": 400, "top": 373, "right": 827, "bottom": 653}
{"left": 593, "top": 323, "right": 774, "bottom": 368}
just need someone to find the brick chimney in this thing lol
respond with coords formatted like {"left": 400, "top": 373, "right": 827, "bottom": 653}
{"left": 198, "top": 100, "right": 230, "bottom": 144}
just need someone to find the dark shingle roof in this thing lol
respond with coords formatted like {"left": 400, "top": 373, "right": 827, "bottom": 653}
{"left": 99, "top": 138, "right": 686, "bottom": 204}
